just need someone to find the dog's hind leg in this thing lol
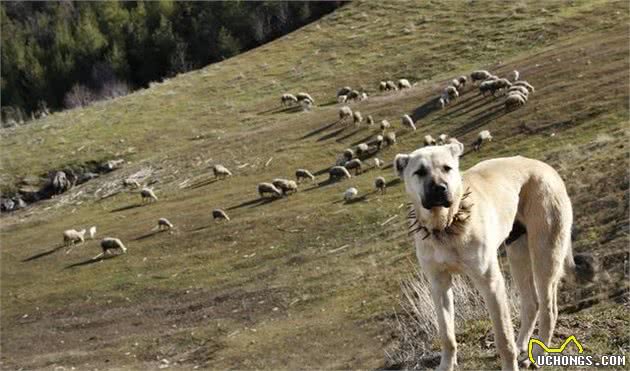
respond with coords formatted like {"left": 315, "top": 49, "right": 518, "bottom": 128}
{"left": 506, "top": 236, "right": 538, "bottom": 354}
{"left": 470, "top": 260, "right": 518, "bottom": 371}
{"left": 427, "top": 270, "right": 457, "bottom": 371}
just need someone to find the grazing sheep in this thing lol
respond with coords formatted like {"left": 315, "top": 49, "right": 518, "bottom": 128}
{"left": 450, "top": 79, "right": 461, "bottom": 89}
{"left": 438, "top": 133, "right": 448, "bottom": 145}
{"left": 379, "top": 81, "right": 387, "bottom": 91}
{"left": 213, "top": 164, "right": 233, "bottom": 179}
{"left": 398, "top": 79, "right": 412, "bottom": 89}
{"left": 257, "top": 182, "right": 283, "bottom": 198}
{"left": 444, "top": 86, "right": 459, "bottom": 100}
{"left": 88, "top": 226, "right": 97, "bottom": 240}
{"left": 344, "top": 187, "right": 359, "bottom": 201}
{"left": 511, "top": 70, "right": 520, "bottom": 81}
{"left": 272, "top": 178, "right": 298, "bottom": 195}
{"left": 337, "top": 86, "right": 352, "bottom": 97}
{"left": 384, "top": 131, "right": 397, "bottom": 146}
{"left": 513, "top": 80, "right": 535, "bottom": 93}
{"left": 366, "top": 115, "right": 374, "bottom": 125}
{"left": 347, "top": 90, "right": 361, "bottom": 101}
{"left": 401, "top": 114, "right": 416, "bottom": 131}
{"left": 296, "top": 92, "right": 314, "bottom": 103}
{"left": 336, "top": 156, "right": 348, "bottom": 167}
{"left": 339, "top": 106, "right": 353, "bottom": 122}
{"left": 494, "top": 78, "right": 512, "bottom": 91}
{"left": 457, "top": 75, "right": 468, "bottom": 87}
{"left": 360, "top": 92, "right": 368, "bottom": 101}
{"left": 505, "top": 93, "right": 527, "bottom": 110}
{"left": 123, "top": 179, "right": 141, "bottom": 189}
{"left": 479, "top": 80, "right": 497, "bottom": 96}
{"left": 357, "top": 143, "right": 369, "bottom": 155}
{"left": 510, "top": 90, "right": 528, "bottom": 102}
{"left": 158, "top": 218, "right": 174, "bottom": 230}
{"left": 281, "top": 93, "right": 298, "bottom": 106}
{"left": 300, "top": 98, "right": 313, "bottom": 111}
{"left": 353, "top": 111, "right": 363, "bottom": 126}
{"left": 424, "top": 135, "right": 436, "bottom": 146}
{"left": 343, "top": 148, "right": 355, "bottom": 161}
{"left": 329, "top": 166, "right": 352, "bottom": 180}
{"left": 63, "top": 229, "right": 86, "bottom": 246}
{"left": 374, "top": 176, "right": 386, "bottom": 194}
{"left": 438, "top": 96, "right": 447, "bottom": 109}
{"left": 385, "top": 80, "right": 398, "bottom": 91}
{"left": 94, "top": 237, "right": 127, "bottom": 259}
{"left": 344, "top": 158, "right": 363, "bottom": 175}
{"left": 470, "top": 70, "right": 492, "bottom": 83}
{"left": 508, "top": 86, "right": 529, "bottom": 97}
{"left": 140, "top": 187, "right": 158, "bottom": 203}
{"left": 212, "top": 208, "right": 230, "bottom": 221}
{"left": 474, "top": 130, "right": 493, "bottom": 151}
{"left": 295, "top": 169, "right": 316, "bottom": 183}
{"left": 337, "top": 95, "right": 348, "bottom": 103}
{"left": 380, "top": 120, "right": 391, "bottom": 133}
{"left": 375, "top": 135, "right": 384, "bottom": 150}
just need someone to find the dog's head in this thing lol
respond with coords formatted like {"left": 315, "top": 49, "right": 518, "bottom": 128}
{"left": 394, "top": 140, "right": 464, "bottom": 211}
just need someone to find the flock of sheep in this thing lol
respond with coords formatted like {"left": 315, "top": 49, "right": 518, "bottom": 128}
{"left": 59, "top": 67, "right": 532, "bottom": 260}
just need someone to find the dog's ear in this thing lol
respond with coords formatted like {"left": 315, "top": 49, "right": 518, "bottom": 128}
{"left": 447, "top": 139, "right": 464, "bottom": 158}
{"left": 394, "top": 154, "right": 410, "bottom": 178}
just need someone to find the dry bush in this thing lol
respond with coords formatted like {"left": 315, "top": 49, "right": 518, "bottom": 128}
{"left": 387, "top": 266, "right": 519, "bottom": 369}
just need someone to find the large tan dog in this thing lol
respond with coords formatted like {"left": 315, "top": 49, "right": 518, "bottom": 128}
{"left": 394, "top": 141, "right": 574, "bottom": 371}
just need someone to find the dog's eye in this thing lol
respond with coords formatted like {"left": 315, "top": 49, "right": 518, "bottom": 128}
{"left": 443, "top": 165, "right": 452, "bottom": 172}
{"left": 414, "top": 167, "right": 427, "bottom": 177}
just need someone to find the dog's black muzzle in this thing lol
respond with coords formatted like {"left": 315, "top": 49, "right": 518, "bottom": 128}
{"left": 421, "top": 182, "right": 452, "bottom": 209}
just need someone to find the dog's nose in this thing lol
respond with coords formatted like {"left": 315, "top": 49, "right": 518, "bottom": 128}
{"left": 432, "top": 183, "right": 447, "bottom": 194}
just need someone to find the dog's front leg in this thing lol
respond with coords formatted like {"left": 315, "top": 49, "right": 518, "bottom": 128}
{"left": 470, "top": 260, "right": 518, "bottom": 371}
{"left": 428, "top": 270, "right": 457, "bottom": 371}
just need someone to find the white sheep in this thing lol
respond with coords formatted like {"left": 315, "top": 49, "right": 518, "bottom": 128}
{"left": 337, "top": 86, "right": 352, "bottom": 97}
{"left": 385, "top": 81, "right": 398, "bottom": 91}
{"left": 94, "top": 237, "right": 127, "bottom": 259}
{"left": 357, "top": 143, "right": 370, "bottom": 156}
{"left": 457, "top": 75, "right": 468, "bottom": 87}
{"left": 424, "top": 135, "right": 436, "bottom": 146}
{"left": 513, "top": 80, "right": 535, "bottom": 93}
{"left": 508, "top": 86, "right": 529, "bottom": 97}
{"left": 158, "top": 218, "right": 174, "bottom": 230}
{"left": 379, "top": 81, "right": 387, "bottom": 91}
{"left": 63, "top": 229, "right": 86, "bottom": 246}
{"left": 344, "top": 187, "right": 359, "bottom": 201}
{"left": 384, "top": 131, "right": 397, "bottom": 146}
{"left": 474, "top": 130, "right": 493, "bottom": 151}
{"left": 360, "top": 92, "right": 368, "bottom": 101}
{"left": 374, "top": 176, "right": 386, "bottom": 194}
{"left": 343, "top": 148, "right": 355, "bottom": 161}
{"left": 213, "top": 164, "right": 233, "bottom": 179}
{"left": 300, "top": 98, "right": 313, "bottom": 111}
{"left": 398, "top": 79, "right": 412, "bottom": 89}
{"left": 373, "top": 158, "right": 383, "bottom": 168}
{"left": 272, "top": 178, "right": 298, "bottom": 195}
{"left": 295, "top": 169, "right": 316, "bottom": 183}
{"left": 380, "top": 120, "right": 391, "bottom": 133}
{"left": 450, "top": 79, "right": 461, "bottom": 89}
{"left": 401, "top": 114, "right": 416, "bottom": 131}
{"left": 88, "top": 226, "right": 97, "bottom": 240}
{"left": 344, "top": 158, "right": 363, "bottom": 175}
{"left": 257, "top": 182, "right": 283, "bottom": 198}
{"left": 329, "top": 166, "right": 352, "bottom": 180}
{"left": 339, "top": 106, "right": 353, "bottom": 122}
{"left": 438, "top": 96, "right": 447, "bottom": 109}
{"left": 366, "top": 115, "right": 374, "bottom": 125}
{"left": 140, "top": 187, "right": 158, "bottom": 203}
{"left": 337, "top": 95, "right": 348, "bottom": 103}
{"left": 444, "top": 86, "right": 459, "bottom": 100}
{"left": 296, "top": 92, "right": 314, "bottom": 103}
{"left": 511, "top": 70, "right": 520, "bottom": 81}
{"left": 505, "top": 93, "right": 526, "bottom": 110}
{"left": 438, "top": 133, "right": 448, "bottom": 145}
{"left": 375, "top": 135, "right": 384, "bottom": 150}
{"left": 281, "top": 93, "right": 298, "bottom": 106}
{"left": 347, "top": 90, "right": 360, "bottom": 101}
{"left": 470, "top": 70, "right": 492, "bottom": 83}
{"left": 353, "top": 111, "right": 363, "bottom": 126}
{"left": 212, "top": 208, "right": 230, "bottom": 221}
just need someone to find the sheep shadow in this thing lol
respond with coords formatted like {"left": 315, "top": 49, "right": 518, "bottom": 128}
{"left": 437, "top": 94, "right": 487, "bottom": 118}
{"left": 258, "top": 105, "right": 301, "bottom": 115}
{"left": 226, "top": 197, "right": 266, "bottom": 211}
{"left": 188, "top": 178, "right": 219, "bottom": 189}
{"left": 317, "top": 126, "right": 348, "bottom": 142}
{"left": 300, "top": 121, "right": 340, "bottom": 140}
{"left": 335, "top": 127, "right": 365, "bottom": 143}
{"left": 319, "top": 100, "right": 338, "bottom": 107}
{"left": 385, "top": 178, "right": 402, "bottom": 188}
{"left": 444, "top": 96, "right": 496, "bottom": 120}
{"left": 350, "top": 131, "right": 380, "bottom": 147}
{"left": 63, "top": 254, "right": 120, "bottom": 269}
{"left": 110, "top": 203, "right": 144, "bottom": 213}
{"left": 303, "top": 177, "right": 348, "bottom": 192}
{"left": 411, "top": 97, "right": 441, "bottom": 122}
{"left": 250, "top": 196, "right": 283, "bottom": 208}
{"left": 132, "top": 230, "right": 166, "bottom": 241}
{"left": 451, "top": 104, "right": 507, "bottom": 137}
{"left": 22, "top": 244, "right": 64, "bottom": 262}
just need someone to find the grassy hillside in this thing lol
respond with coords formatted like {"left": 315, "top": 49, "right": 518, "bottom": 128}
{"left": 1, "top": 1, "right": 628, "bottom": 369}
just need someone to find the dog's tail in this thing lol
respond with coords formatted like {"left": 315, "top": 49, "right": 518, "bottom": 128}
{"left": 564, "top": 242, "right": 598, "bottom": 284}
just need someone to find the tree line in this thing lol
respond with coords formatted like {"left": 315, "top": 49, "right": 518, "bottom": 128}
{"left": 1, "top": 1, "right": 343, "bottom": 122}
